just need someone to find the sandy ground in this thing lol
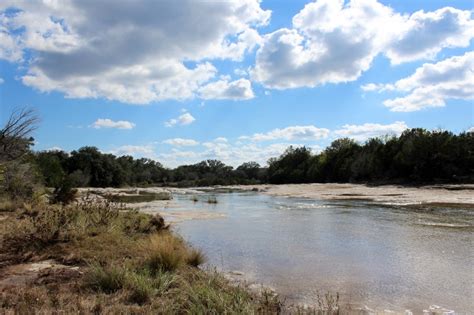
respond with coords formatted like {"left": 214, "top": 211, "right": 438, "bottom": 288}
{"left": 222, "top": 183, "right": 474, "bottom": 206}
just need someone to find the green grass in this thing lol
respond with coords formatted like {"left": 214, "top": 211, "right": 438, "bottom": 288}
{"left": 84, "top": 264, "right": 126, "bottom": 293}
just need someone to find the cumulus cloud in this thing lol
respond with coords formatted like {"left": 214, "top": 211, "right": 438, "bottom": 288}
{"left": 1, "top": 0, "right": 270, "bottom": 103}
{"left": 109, "top": 145, "right": 155, "bottom": 157}
{"left": 365, "top": 52, "right": 474, "bottom": 111}
{"left": 385, "top": 7, "right": 474, "bottom": 64}
{"left": 91, "top": 118, "right": 135, "bottom": 129}
{"left": 214, "top": 137, "right": 228, "bottom": 143}
{"left": 334, "top": 121, "right": 408, "bottom": 141}
{"left": 163, "top": 138, "right": 199, "bottom": 146}
{"left": 251, "top": 0, "right": 399, "bottom": 89}
{"left": 252, "top": 0, "right": 473, "bottom": 89}
{"left": 159, "top": 141, "right": 295, "bottom": 168}
{"left": 467, "top": 127, "right": 474, "bottom": 133}
{"left": 244, "top": 125, "right": 330, "bottom": 141}
{"left": 165, "top": 112, "right": 196, "bottom": 127}
{"left": 199, "top": 78, "right": 254, "bottom": 100}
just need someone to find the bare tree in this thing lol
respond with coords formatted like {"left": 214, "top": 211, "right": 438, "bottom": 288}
{"left": 0, "top": 107, "right": 40, "bottom": 162}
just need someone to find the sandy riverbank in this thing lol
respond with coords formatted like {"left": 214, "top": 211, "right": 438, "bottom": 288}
{"left": 221, "top": 183, "right": 474, "bottom": 206}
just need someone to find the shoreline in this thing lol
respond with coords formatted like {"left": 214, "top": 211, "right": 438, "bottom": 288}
{"left": 217, "top": 183, "right": 474, "bottom": 207}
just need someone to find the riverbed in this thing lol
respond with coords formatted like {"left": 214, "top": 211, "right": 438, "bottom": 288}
{"left": 131, "top": 185, "right": 473, "bottom": 313}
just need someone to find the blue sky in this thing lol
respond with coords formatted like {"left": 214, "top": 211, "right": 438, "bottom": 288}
{"left": 0, "top": 0, "right": 473, "bottom": 167}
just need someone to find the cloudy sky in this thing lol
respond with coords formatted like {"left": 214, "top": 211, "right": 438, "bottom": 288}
{"left": 1, "top": 0, "right": 473, "bottom": 167}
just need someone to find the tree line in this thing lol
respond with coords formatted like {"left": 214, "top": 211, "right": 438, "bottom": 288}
{"left": 2, "top": 109, "right": 473, "bottom": 196}
{"left": 33, "top": 128, "right": 473, "bottom": 189}
{"left": 267, "top": 129, "right": 473, "bottom": 184}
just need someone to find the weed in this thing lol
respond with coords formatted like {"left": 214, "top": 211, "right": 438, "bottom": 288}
{"left": 185, "top": 248, "right": 206, "bottom": 267}
{"left": 207, "top": 196, "right": 218, "bottom": 204}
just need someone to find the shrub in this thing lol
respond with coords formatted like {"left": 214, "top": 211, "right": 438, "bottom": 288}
{"left": 84, "top": 264, "right": 126, "bottom": 293}
{"left": 142, "top": 233, "right": 186, "bottom": 273}
{"left": 78, "top": 196, "right": 119, "bottom": 229}
{"left": 51, "top": 178, "right": 77, "bottom": 204}
{"left": 185, "top": 248, "right": 206, "bottom": 267}
{"left": 207, "top": 196, "right": 218, "bottom": 204}
{"left": 121, "top": 212, "right": 167, "bottom": 235}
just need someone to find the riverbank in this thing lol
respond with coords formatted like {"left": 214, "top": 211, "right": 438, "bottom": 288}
{"left": 221, "top": 183, "right": 474, "bottom": 207}
{"left": 0, "top": 196, "right": 282, "bottom": 314}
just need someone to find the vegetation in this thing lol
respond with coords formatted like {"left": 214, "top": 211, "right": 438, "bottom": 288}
{"left": 0, "top": 108, "right": 284, "bottom": 313}
{"left": 0, "top": 198, "right": 285, "bottom": 313}
{"left": 31, "top": 129, "right": 473, "bottom": 189}
{"left": 268, "top": 129, "right": 473, "bottom": 184}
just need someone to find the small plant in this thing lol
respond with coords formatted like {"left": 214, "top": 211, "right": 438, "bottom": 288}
{"left": 84, "top": 264, "right": 126, "bottom": 293}
{"left": 316, "top": 291, "right": 340, "bottom": 314}
{"left": 79, "top": 195, "right": 119, "bottom": 228}
{"left": 142, "top": 233, "right": 185, "bottom": 273}
{"left": 207, "top": 196, "right": 218, "bottom": 204}
{"left": 51, "top": 178, "right": 77, "bottom": 204}
{"left": 186, "top": 248, "right": 206, "bottom": 267}
{"left": 124, "top": 271, "right": 155, "bottom": 304}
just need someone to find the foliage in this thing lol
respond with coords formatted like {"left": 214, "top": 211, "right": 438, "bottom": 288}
{"left": 268, "top": 129, "right": 474, "bottom": 184}
{"left": 22, "top": 128, "right": 474, "bottom": 188}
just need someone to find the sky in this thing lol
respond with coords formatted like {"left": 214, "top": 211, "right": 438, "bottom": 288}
{"left": 0, "top": 0, "right": 473, "bottom": 168}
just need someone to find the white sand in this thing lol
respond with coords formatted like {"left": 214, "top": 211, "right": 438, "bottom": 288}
{"left": 223, "top": 183, "right": 474, "bottom": 206}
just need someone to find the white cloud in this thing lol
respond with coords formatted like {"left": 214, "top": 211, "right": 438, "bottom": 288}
{"left": 366, "top": 52, "right": 474, "bottom": 112}
{"left": 199, "top": 78, "right": 254, "bottom": 100}
{"left": 251, "top": 0, "right": 402, "bottom": 89}
{"left": 109, "top": 145, "right": 155, "bottom": 158}
{"left": 214, "top": 137, "right": 228, "bottom": 143}
{"left": 159, "top": 141, "right": 295, "bottom": 168}
{"left": 360, "top": 83, "right": 395, "bottom": 93}
{"left": 165, "top": 112, "right": 196, "bottom": 127}
{"left": 163, "top": 138, "right": 199, "bottom": 146}
{"left": 246, "top": 125, "right": 330, "bottom": 141}
{"left": 334, "top": 121, "right": 408, "bottom": 141}
{"left": 234, "top": 68, "right": 248, "bottom": 77}
{"left": 0, "top": 77, "right": 3, "bottom": 84}
{"left": 467, "top": 127, "right": 474, "bottom": 133}
{"left": 1, "top": 0, "right": 270, "bottom": 104}
{"left": 385, "top": 7, "right": 474, "bottom": 64}
{"left": 91, "top": 118, "right": 135, "bottom": 130}
{"left": 251, "top": 0, "right": 473, "bottom": 89}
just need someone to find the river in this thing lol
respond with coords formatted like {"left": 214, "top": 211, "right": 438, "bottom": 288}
{"left": 147, "top": 191, "right": 473, "bottom": 313}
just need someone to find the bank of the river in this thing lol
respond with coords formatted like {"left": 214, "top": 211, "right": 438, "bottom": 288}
{"left": 0, "top": 193, "right": 283, "bottom": 314}
{"left": 221, "top": 183, "right": 474, "bottom": 206}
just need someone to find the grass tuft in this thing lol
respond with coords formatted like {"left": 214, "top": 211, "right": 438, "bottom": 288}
{"left": 84, "top": 264, "right": 126, "bottom": 293}
{"left": 186, "top": 248, "right": 206, "bottom": 267}
{"left": 142, "top": 233, "right": 186, "bottom": 273}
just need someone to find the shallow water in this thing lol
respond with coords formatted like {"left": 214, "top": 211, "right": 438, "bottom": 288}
{"left": 156, "top": 192, "right": 473, "bottom": 313}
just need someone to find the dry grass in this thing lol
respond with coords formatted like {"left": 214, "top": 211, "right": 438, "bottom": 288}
{"left": 0, "top": 198, "right": 283, "bottom": 314}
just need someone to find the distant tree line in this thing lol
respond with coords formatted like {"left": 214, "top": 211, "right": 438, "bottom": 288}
{"left": 34, "top": 147, "right": 267, "bottom": 188}
{"left": 268, "top": 129, "right": 473, "bottom": 184}
{"left": 31, "top": 128, "right": 473, "bottom": 189}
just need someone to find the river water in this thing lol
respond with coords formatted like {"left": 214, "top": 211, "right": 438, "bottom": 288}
{"left": 154, "top": 191, "right": 473, "bottom": 313}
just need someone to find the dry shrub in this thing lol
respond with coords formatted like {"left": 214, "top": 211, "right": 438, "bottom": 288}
{"left": 185, "top": 248, "right": 206, "bottom": 267}
{"left": 142, "top": 233, "right": 186, "bottom": 273}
